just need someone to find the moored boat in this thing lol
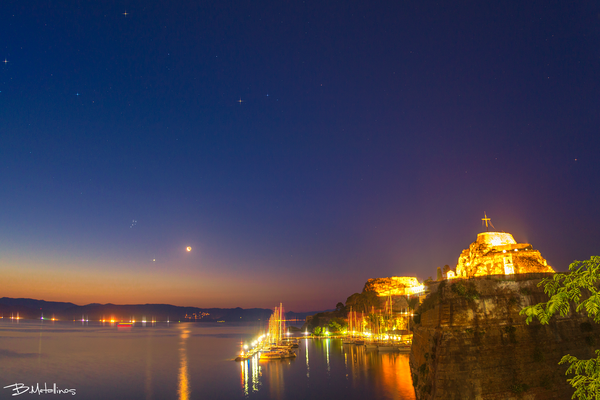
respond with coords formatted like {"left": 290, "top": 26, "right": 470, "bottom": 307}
{"left": 395, "top": 344, "right": 411, "bottom": 352}
{"left": 260, "top": 350, "right": 283, "bottom": 360}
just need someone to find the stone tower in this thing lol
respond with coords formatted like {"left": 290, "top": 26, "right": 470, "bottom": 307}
{"left": 454, "top": 231, "right": 554, "bottom": 278}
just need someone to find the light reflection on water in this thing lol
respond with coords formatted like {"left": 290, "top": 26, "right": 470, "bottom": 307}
{"left": 145, "top": 331, "right": 153, "bottom": 400}
{"left": 240, "top": 354, "right": 262, "bottom": 396}
{"left": 178, "top": 325, "right": 191, "bottom": 400}
{"left": 0, "top": 321, "right": 414, "bottom": 400}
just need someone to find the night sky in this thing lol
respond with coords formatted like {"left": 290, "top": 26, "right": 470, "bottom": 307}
{"left": 1, "top": 1, "right": 599, "bottom": 311}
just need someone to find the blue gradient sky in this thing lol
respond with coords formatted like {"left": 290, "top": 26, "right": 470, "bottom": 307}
{"left": 1, "top": 1, "right": 599, "bottom": 311}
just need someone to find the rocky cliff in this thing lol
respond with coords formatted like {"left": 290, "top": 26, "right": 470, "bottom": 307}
{"left": 410, "top": 275, "right": 599, "bottom": 399}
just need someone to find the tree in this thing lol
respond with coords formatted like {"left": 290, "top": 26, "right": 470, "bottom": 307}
{"left": 335, "top": 302, "right": 346, "bottom": 317}
{"left": 443, "top": 265, "right": 451, "bottom": 275}
{"left": 437, "top": 267, "right": 443, "bottom": 281}
{"left": 328, "top": 320, "right": 342, "bottom": 333}
{"left": 407, "top": 296, "right": 419, "bottom": 311}
{"left": 313, "top": 326, "right": 322, "bottom": 335}
{"left": 423, "top": 277, "right": 433, "bottom": 288}
{"left": 520, "top": 256, "right": 600, "bottom": 400}
{"left": 346, "top": 291, "right": 380, "bottom": 314}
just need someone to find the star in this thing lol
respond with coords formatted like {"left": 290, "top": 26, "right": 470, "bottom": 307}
{"left": 2, "top": 59, "right": 8, "bottom": 65}
{"left": 237, "top": 98, "right": 244, "bottom": 104}
{"left": 123, "top": 10, "right": 129, "bottom": 16}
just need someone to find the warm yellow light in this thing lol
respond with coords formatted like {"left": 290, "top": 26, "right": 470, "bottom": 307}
{"left": 186, "top": 246, "right": 192, "bottom": 252}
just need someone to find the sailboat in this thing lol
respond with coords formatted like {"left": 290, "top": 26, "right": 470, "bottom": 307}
{"left": 260, "top": 303, "right": 296, "bottom": 360}
{"left": 377, "top": 295, "right": 399, "bottom": 351}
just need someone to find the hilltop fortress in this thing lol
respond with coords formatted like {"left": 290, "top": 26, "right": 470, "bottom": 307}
{"left": 361, "top": 228, "right": 554, "bottom": 299}
{"left": 364, "top": 276, "right": 424, "bottom": 297}
{"left": 452, "top": 231, "right": 554, "bottom": 278}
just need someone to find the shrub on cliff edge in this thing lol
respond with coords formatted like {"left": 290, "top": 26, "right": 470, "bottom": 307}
{"left": 520, "top": 256, "right": 600, "bottom": 400}
{"left": 450, "top": 281, "right": 480, "bottom": 301}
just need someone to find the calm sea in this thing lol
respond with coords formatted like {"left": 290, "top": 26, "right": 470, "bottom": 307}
{"left": 0, "top": 320, "right": 415, "bottom": 400}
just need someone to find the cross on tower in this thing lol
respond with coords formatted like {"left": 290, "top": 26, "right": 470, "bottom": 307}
{"left": 482, "top": 212, "right": 491, "bottom": 231}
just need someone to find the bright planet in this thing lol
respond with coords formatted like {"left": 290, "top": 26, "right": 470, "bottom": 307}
{"left": 186, "top": 246, "right": 192, "bottom": 252}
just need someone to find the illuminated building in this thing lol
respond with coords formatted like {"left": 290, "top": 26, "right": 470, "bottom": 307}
{"left": 184, "top": 312, "right": 210, "bottom": 320}
{"left": 364, "top": 276, "right": 425, "bottom": 297}
{"left": 454, "top": 231, "right": 554, "bottom": 278}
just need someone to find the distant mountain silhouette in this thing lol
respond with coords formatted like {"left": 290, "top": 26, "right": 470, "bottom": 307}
{"left": 0, "top": 297, "right": 77, "bottom": 311}
{"left": 0, "top": 297, "right": 321, "bottom": 322}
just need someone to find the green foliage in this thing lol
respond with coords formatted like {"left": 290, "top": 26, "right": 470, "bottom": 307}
{"left": 437, "top": 267, "right": 443, "bottom": 281}
{"left": 407, "top": 296, "right": 419, "bottom": 311}
{"left": 345, "top": 290, "right": 380, "bottom": 314}
{"left": 412, "top": 373, "right": 418, "bottom": 388}
{"left": 520, "top": 256, "right": 600, "bottom": 325}
{"left": 510, "top": 383, "right": 529, "bottom": 394}
{"left": 419, "top": 291, "right": 439, "bottom": 314}
{"left": 335, "top": 302, "right": 346, "bottom": 317}
{"left": 559, "top": 350, "right": 600, "bottom": 399}
{"left": 313, "top": 326, "right": 322, "bottom": 335}
{"left": 520, "top": 287, "right": 532, "bottom": 296}
{"left": 503, "top": 325, "right": 517, "bottom": 344}
{"left": 438, "top": 279, "right": 447, "bottom": 291}
{"left": 328, "top": 319, "right": 343, "bottom": 333}
{"left": 450, "top": 282, "right": 480, "bottom": 301}
{"left": 520, "top": 256, "right": 600, "bottom": 399}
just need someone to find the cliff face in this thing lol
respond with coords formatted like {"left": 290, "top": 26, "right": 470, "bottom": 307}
{"left": 455, "top": 232, "right": 554, "bottom": 278}
{"left": 410, "top": 276, "right": 599, "bottom": 399}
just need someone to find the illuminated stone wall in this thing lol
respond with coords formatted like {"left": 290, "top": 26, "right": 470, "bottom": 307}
{"left": 455, "top": 232, "right": 554, "bottom": 278}
{"left": 364, "top": 276, "right": 422, "bottom": 296}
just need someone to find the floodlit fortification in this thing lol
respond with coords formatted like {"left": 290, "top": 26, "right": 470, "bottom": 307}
{"left": 455, "top": 232, "right": 554, "bottom": 278}
{"left": 363, "top": 276, "right": 425, "bottom": 296}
